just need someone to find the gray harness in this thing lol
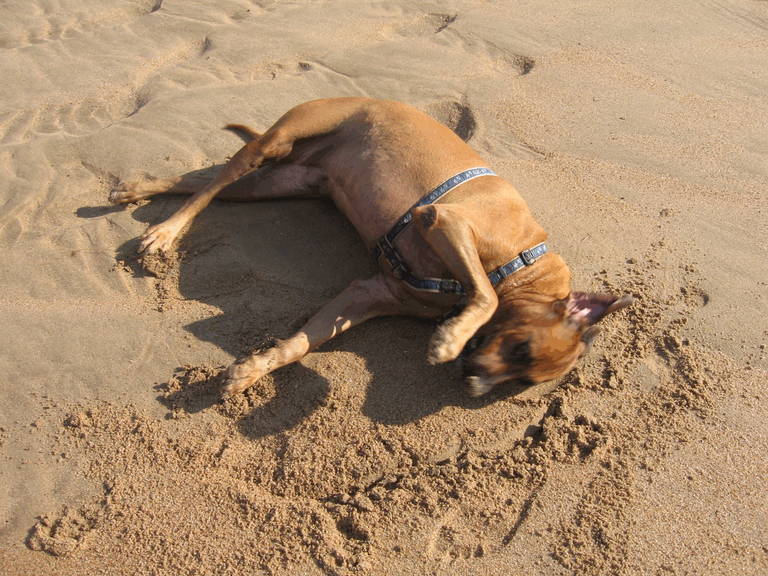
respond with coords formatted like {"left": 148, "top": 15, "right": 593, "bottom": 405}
{"left": 372, "top": 167, "right": 547, "bottom": 294}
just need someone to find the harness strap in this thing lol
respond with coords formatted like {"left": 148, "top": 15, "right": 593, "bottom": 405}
{"left": 373, "top": 167, "right": 497, "bottom": 257}
{"left": 373, "top": 168, "right": 548, "bottom": 294}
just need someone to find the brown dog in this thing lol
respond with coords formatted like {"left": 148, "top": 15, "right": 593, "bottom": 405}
{"left": 112, "top": 97, "right": 632, "bottom": 397}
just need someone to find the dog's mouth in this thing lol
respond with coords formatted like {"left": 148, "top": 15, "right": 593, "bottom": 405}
{"left": 459, "top": 334, "right": 538, "bottom": 396}
{"left": 459, "top": 334, "right": 484, "bottom": 374}
{"left": 459, "top": 334, "right": 496, "bottom": 396}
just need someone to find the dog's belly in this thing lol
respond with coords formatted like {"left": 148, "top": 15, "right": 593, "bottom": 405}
{"left": 282, "top": 142, "right": 425, "bottom": 245}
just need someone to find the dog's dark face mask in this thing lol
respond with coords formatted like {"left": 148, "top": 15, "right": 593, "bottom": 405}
{"left": 460, "top": 292, "right": 633, "bottom": 396}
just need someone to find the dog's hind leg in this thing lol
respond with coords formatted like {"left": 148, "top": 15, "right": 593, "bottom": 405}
{"left": 136, "top": 97, "right": 371, "bottom": 254}
{"left": 222, "top": 273, "right": 402, "bottom": 397}
{"left": 110, "top": 173, "right": 215, "bottom": 203}
{"left": 135, "top": 134, "right": 295, "bottom": 253}
{"left": 111, "top": 124, "right": 267, "bottom": 204}
{"left": 111, "top": 164, "right": 328, "bottom": 204}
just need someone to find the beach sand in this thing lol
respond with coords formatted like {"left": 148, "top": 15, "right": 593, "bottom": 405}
{"left": 1, "top": 0, "right": 767, "bottom": 574}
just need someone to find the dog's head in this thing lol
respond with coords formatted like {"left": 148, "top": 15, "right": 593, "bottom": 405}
{"left": 460, "top": 292, "right": 633, "bottom": 396}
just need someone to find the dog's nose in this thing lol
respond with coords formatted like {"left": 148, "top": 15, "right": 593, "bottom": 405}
{"left": 460, "top": 355, "right": 477, "bottom": 379}
{"left": 464, "top": 375, "right": 493, "bottom": 397}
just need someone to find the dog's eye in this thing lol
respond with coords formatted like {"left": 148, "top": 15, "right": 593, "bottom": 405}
{"left": 505, "top": 339, "right": 531, "bottom": 363}
{"left": 460, "top": 334, "right": 484, "bottom": 357}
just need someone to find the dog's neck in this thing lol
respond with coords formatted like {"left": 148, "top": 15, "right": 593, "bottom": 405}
{"left": 495, "top": 251, "right": 571, "bottom": 304}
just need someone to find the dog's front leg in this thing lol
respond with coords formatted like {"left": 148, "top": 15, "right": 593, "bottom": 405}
{"left": 411, "top": 204, "right": 499, "bottom": 364}
{"left": 222, "top": 274, "right": 401, "bottom": 397}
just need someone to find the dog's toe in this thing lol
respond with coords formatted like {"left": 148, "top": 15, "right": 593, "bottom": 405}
{"left": 220, "top": 354, "right": 273, "bottom": 397}
{"left": 109, "top": 189, "right": 126, "bottom": 204}
{"left": 110, "top": 182, "right": 137, "bottom": 204}
{"left": 427, "top": 324, "right": 462, "bottom": 364}
{"left": 138, "top": 222, "right": 180, "bottom": 254}
{"left": 428, "top": 340, "right": 462, "bottom": 365}
{"left": 221, "top": 376, "right": 255, "bottom": 398}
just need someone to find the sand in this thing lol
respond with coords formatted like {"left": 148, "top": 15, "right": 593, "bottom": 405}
{"left": 1, "top": 0, "right": 767, "bottom": 574}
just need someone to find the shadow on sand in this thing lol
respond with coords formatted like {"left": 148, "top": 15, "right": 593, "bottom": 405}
{"left": 80, "top": 166, "right": 541, "bottom": 438}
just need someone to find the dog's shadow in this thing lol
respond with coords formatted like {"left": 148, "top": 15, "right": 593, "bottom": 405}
{"left": 89, "top": 171, "right": 523, "bottom": 438}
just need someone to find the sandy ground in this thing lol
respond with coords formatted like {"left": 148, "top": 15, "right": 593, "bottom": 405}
{"left": 1, "top": 0, "right": 768, "bottom": 574}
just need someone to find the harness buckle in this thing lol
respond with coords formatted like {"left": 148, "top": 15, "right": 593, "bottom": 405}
{"left": 391, "top": 263, "right": 407, "bottom": 280}
{"left": 439, "top": 279, "right": 462, "bottom": 294}
{"left": 378, "top": 237, "right": 394, "bottom": 257}
{"left": 520, "top": 249, "right": 537, "bottom": 266}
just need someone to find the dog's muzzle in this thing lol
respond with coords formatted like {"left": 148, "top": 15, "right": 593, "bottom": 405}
{"left": 464, "top": 375, "right": 495, "bottom": 397}
{"left": 458, "top": 334, "right": 484, "bottom": 374}
{"left": 459, "top": 335, "right": 494, "bottom": 396}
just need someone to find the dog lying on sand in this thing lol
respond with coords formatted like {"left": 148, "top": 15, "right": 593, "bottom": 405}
{"left": 112, "top": 97, "right": 632, "bottom": 397}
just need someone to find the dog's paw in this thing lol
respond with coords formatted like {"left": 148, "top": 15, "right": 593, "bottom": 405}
{"left": 139, "top": 221, "right": 179, "bottom": 254}
{"left": 427, "top": 323, "right": 463, "bottom": 365}
{"left": 221, "top": 354, "right": 273, "bottom": 397}
{"left": 110, "top": 181, "right": 145, "bottom": 204}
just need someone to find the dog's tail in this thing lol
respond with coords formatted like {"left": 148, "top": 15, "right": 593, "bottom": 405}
{"left": 224, "top": 123, "right": 262, "bottom": 142}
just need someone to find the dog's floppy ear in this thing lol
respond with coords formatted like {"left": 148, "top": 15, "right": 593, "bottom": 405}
{"left": 565, "top": 292, "right": 634, "bottom": 328}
